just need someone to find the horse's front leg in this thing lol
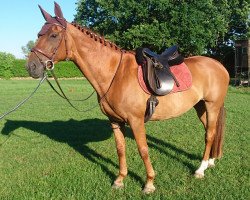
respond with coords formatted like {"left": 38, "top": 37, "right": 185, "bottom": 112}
{"left": 111, "top": 122, "right": 128, "bottom": 189}
{"left": 129, "top": 118, "right": 156, "bottom": 194}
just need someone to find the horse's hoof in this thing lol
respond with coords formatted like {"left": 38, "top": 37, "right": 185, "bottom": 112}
{"left": 208, "top": 159, "right": 215, "bottom": 168}
{"left": 208, "top": 163, "right": 215, "bottom": 168}
{"left": 143, "top": 185, "right": 156, "bottom": 194}
{"left": 112, "top": 181, "right": 124, "bottom": 189}
{"left": 194, "top": 171, "right": 204, "bottom": 179}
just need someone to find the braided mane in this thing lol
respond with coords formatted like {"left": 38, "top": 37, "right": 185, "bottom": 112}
{"left": 71, "top": 22, "right": 123, "bottom": 52}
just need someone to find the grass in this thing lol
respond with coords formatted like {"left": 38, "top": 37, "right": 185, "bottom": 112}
{"left": 0, "top": 80, "right": 249, "bottom": 199}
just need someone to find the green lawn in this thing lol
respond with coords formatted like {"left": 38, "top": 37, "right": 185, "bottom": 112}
{"left": 0, "top": 80, "right": 249, "bottom": 199}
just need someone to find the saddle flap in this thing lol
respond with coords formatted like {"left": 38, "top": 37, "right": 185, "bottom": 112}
{"left": 144, "top": 57, "right": 174, "bottom": 96}
{"left": 154, "top": 67, "right": 175, "bottom": 93}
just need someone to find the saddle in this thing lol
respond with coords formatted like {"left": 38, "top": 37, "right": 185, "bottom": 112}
{"left": 136, "top": 45, "right": 184, "bottom": 96}
{"left": 135, "top": 45, "right": 184, "bottom": 122}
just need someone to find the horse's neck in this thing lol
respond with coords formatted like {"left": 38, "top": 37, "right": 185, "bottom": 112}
{"left": 69, "top": 27, "right": 122, "bottom": 96}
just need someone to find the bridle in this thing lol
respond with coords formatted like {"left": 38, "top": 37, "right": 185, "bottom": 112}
{"left": 31, "top": 24, "right": 69, "bottom": 71}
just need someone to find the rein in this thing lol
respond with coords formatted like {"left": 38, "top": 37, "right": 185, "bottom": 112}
{"left": 0, "top": 71, "right": 96, "bottom": 120}
{"left": 46, "top": 51, "right": 124, "bottom": 112}
{"left": 46, "top": 70, "right": 98, "bottom": 112}
{"left": 0, "top": 75, "right": 47, "bottom": 120}
{"left": 46, "top": 77, "right": 95, "bottom": 102}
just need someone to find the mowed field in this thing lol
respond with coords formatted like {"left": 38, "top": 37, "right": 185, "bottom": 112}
{"left": 0, "top": 79, "right": 249, "bottom": 199}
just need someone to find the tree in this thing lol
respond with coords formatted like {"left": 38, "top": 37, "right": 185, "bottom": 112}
{"left": 205, "top": 0, "right": 250, "bottom": 75}
{"left": 207, "top": 1, "right": 250, "bottom": 59}
{"left": 74, "top": 0, "right": 249, "bottom": 57}
{"left": 21, "top": 40, "right": 35, "bottom": 57}
{"left": 0, "top": 52, "right": 15, "bottom": 79}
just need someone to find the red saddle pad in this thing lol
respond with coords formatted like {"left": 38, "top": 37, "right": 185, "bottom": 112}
{"left": 138, "top": 62, "right": 192, "bottom": 94}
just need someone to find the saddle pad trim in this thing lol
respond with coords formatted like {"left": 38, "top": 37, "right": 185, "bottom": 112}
{"left": 138, "top": 62, "right": 192, "bottom": 94}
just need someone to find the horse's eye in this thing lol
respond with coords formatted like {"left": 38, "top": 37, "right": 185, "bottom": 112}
{"left": 50, "top": 33, "right": 58, "bottom": 38}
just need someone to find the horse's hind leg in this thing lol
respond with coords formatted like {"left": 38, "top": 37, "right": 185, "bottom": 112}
{"left": 111, "top": 122, "right": 128, "bottom": 189}
{"left": 194, "top": 101, "right": 215, "bottom": 168}
{"left": 195, "top": 102, "right": 225, "bottom": 178}
{"left": 194, "top": 100, "right": 207, "bottom": 129}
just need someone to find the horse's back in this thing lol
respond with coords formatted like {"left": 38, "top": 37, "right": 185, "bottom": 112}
{"left": 185, "top": 56, "right": 229, "bottom": 82}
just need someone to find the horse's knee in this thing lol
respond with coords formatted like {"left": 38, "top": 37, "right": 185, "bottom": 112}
{"left": 138, "top": 146, "right": 155, "bottom": 179}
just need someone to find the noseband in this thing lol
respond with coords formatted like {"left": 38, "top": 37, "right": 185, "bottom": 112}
{"left": 31, "top": 25, "right": 69, "bottom": 71}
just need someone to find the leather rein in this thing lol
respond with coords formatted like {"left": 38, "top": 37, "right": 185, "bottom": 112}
{"left": 31, "top": 24, "right": 124, "bottom": 112}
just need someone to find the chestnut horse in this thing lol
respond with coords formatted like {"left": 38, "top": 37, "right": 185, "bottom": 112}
{"left": 27, "top": 3, "right": 229, "bottom": 194}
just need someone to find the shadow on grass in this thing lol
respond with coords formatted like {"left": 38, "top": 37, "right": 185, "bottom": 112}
{"left": 124, "top": 129, "right": 201, "bottom": 173}
{"left": 1, "top": 118, "right": 143, "bottom": 186}
{"left": 1, "top": 119, "right": 200, "bottom": 184}
{"left": 147, "top": 135, "right": 201, "bottom": 173}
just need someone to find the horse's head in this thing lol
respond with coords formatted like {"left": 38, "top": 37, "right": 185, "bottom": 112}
{"left": 27, "top": 2, "right": 69, "bottom": 78}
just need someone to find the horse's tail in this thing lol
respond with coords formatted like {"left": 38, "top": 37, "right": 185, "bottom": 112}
{"left": 211, "top": 105, "right": 226, "bottom": 159}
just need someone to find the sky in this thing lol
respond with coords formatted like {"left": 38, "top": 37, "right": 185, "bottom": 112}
{"left": 0, "top": 0, "right": 77, "bottom": 58}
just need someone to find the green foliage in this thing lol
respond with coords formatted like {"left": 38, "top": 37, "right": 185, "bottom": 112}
{"left": 52, "top": 61, "right": 83, "bottom": 78}
{"left": 0, "top": 58, "right": 82, "bottom": 79}
{"left": 75, "top": 0, "right": 249, "bottom": 56}
{"left": 0, "top": 52, "right": 15, "bottom": 79}
{"left": 207, "top": 0, "right": 250, "bottom": 62}
{"left": 12, "top": 59, "right": 29, "bottom": 77}
{"left": 226, "top": 0, "right": 250, "bottom": 41}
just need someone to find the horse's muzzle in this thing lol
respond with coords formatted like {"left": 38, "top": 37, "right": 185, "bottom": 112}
{"left": 26, "top": 54, "right": 45, "bottom": 79}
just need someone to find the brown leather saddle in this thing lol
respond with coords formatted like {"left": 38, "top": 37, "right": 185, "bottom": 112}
{"left": 135, "top": 45, "right": 184, "bottom": 122}
{"left": 136, "top": 45, "right": 183, "bottom": 96}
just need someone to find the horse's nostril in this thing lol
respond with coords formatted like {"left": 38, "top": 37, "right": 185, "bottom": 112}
{"left": 32, "top": 63, "right": 37, "bottom": 69}
{"left": 29, "top": 63, "right": 34, "bottom": 69}
{"left": 27, "top": 62, "right": 35, "bottom": 69}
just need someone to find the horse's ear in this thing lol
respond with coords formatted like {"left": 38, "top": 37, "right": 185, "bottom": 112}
{"left": 38, "top": 5, "right": 52, "bottom": 21}
{"left": 54, "top": 2, "right": 64, "bottom": 19}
